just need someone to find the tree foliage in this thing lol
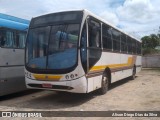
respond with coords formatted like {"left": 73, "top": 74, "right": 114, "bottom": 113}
{"left": 141, "top": 34, "right": 160, "bottom": 55}
{"left": 141, "top": 34, "right": 160, "bottom": 49}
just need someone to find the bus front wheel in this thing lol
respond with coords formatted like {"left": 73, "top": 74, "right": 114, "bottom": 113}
{"left": 97, "top": 73, "right": 109, "bottom": 95}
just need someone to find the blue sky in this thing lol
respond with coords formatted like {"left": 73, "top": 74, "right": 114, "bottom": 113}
{"left": 0, "top": 0, "right": 160, "bottom": 39}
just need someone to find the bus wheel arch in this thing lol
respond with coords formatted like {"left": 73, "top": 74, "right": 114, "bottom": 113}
{"left": 97, "top": 67, "right": 111, "bottom": 95}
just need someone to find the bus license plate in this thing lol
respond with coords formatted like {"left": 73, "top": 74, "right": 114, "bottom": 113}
{"left": 42, "top": 83, "right": 52, "bottom": 88}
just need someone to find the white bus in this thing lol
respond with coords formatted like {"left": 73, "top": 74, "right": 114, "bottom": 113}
{"left": 25, "top": 10, "right": 141, "bottom": 94}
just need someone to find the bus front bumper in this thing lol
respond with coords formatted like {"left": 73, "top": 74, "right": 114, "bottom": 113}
{"left": 25, "top": 76, "right": 87, "bottom": 93}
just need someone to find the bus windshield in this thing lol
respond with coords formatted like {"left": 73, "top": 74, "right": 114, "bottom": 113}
{"left": 26, "top": 24, "right": 80, "bottom": 72}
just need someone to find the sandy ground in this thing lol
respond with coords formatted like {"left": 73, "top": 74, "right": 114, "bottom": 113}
{"left": 0, "top": 68, "right": 160, "bottom": 120}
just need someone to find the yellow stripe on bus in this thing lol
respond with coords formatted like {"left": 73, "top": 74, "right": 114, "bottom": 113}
{"left": 33, "top": 74, "right": 62, "bottom": 81}
{"left": 90, "top": 57, "right": 134, "bottom": 71}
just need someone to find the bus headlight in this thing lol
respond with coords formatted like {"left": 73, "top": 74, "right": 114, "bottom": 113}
{"left": 29, "top": 73, "right": 32, "bottom": 78}
{"left": 70, "top": 74, "right": 74, "bottom": 79}
{"left": 65, "top": 75, "right": 69, "bottom": 80}
{"left": 65, "top": 74, "right": 77, "bottom": 80}
{"left": 25, "top": 72, "right": 32, "bottom": 79}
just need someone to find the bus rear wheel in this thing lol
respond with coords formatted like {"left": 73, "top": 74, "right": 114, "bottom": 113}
{"left": 97, "top": 73, "right": 109, "bottom": 95}
{"left": 130, "top": 66, "right": 136, "bottom": 80}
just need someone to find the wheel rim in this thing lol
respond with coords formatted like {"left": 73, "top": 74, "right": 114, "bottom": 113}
{"left": 102, "top": 76, "right": 108, "bottom": 90}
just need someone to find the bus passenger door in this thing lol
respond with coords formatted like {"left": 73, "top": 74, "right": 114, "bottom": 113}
{"left": 80, "top": 22, "right": 87, "bottom": 74}
{"left": 87, "top": 17, "right": 102, "bottom": 92}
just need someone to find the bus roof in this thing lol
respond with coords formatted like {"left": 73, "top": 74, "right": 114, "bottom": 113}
{"left": 0, "top": 13, "right": 30, "bottom": 31}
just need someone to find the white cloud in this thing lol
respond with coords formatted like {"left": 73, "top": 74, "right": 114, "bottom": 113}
{"left": 0, "top": 0, "right": 50, "bottom": 19}
{"left": 114, "top": 0, "right": 160, "bottom": 38}
{"left": 117, "top": 0, "right": 159, "bottom": 23}
{"left": 100, "top": 11, "right": 119, "bottom": 26}
{"left": 43, "top": 0, "right": 86, "bottom": 12}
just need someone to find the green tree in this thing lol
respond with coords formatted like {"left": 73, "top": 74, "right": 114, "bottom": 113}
{"left": 141, "top": 34, "right": 159, "bottom": 49}
{"left": 141, "top": 34, "right": 160, "bottom": 55}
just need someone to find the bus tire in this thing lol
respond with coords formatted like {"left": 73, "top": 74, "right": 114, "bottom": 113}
{"left": 130, "top": 66, "right": 136, "bottom": 80}
{"left": 97, "top": 73, "right": 109, "bottom": 95}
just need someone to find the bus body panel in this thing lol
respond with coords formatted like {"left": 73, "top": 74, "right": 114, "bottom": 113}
{"left": 87, "top": 75, "right": 102, "bottom": 93}
{"left": 0, "top": 67, "right": 25, "bottom": 96}
{"left": 0, "top": 48, "right": 24, "bottom": 66}
{"left": 86, "top": 51, "right": 142, "bottom": 87}
{"left": 0, "top": 48, "right": 26, "bottom": 96}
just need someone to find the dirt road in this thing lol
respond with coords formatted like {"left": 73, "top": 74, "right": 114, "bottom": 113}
{"left": 0, "top": 68, "right": 160, "bottom": 119}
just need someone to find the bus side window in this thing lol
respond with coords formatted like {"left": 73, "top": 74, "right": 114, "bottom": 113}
{"left": 112, "top": 28, "right": 121, "bottom": 51}
{"left": 0, "top": 30, "right": 5, "bottom": 46}
{"left": 14, "top": 31, "right": 20, "bottom": 48}
{"left": 2, "top": 30, "right": 14, "bottom": 48}
{"left": 0, "top": 36, "right": 5, "bottom": 46}
{"left": 137, "top": 42, "right": 141, "bottom": 55}
{"left": 18, "top": 32, "right": 26, "bottom": 48}
{"left": 102, "top": 24, "right": 112, "bottom": 50}
{"left": 88, "top": 20, "right": 101, "bottom": 48}
{"left": 121, "top": 33, "right": 127, "bottom": 52}
{"left": 128, "top": 37, "right": 133, "bottom": 54}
